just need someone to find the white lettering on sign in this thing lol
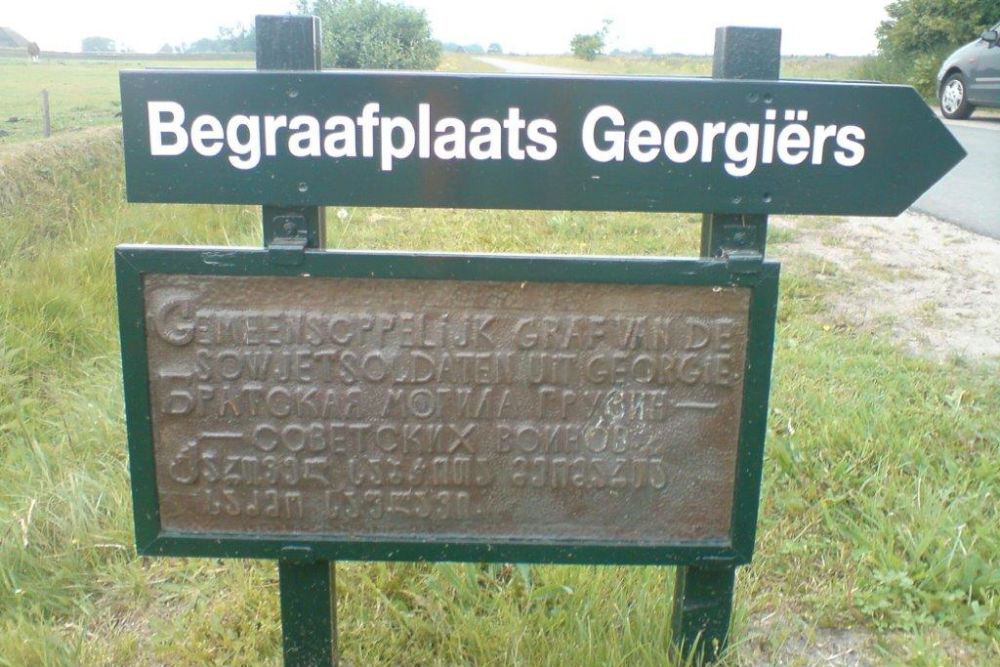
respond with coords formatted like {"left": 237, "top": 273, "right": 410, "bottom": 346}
{"left": 579, "top": 105, "right": 866, "bottom": 176}
{"left": 148, "top": 101, "right": 188, "bottom": 156}
{"left": 146, "top": 100, "right": 866, "bottom": 176}
{"left": 147, "top": 100, "right": 557, "bottom": 172}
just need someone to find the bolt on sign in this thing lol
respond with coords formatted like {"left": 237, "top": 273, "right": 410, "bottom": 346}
{"left": 115, "top": 16, "right": 964, "bottom": 667}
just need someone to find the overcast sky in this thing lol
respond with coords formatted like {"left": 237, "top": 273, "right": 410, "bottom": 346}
{"left": 6, "top": 0, "right": 891, "bottom": 56}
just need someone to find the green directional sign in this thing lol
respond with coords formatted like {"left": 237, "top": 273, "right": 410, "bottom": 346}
{"left": 120, "top": 70, "right": 965, "bottom": 216}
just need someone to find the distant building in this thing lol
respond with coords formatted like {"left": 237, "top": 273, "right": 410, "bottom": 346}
{"left": 0, "top": 27, "right": 30, "bottom": 48}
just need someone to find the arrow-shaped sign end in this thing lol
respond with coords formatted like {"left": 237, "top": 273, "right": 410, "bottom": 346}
{"left": 881, "top": 88, "right": 968, "bottom": 216}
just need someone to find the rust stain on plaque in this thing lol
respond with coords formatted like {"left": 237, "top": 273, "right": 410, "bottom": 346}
{"left": 144, "top": 275, "right": 750, "bottom": 543}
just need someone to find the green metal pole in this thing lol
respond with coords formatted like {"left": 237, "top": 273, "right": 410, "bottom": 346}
{"left": 672, "top": 25, "right": 782, "bottom": 665}
{"left": 256, "top": 15, "right": 336, "bottom": 667}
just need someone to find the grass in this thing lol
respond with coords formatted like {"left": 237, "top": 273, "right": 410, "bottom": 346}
{"left": 492, "top": 54, "right": 862, "bottom": 80}
{"left": 0, "top": 56, "right": 998, "bottom": 666}
{"left": 0, "top": 55, "right": 257, "bottom": 145}
{"left": 0, "top": 52, "right": 495, "bottom": 145}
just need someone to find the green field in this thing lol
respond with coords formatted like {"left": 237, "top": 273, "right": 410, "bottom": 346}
{"left": 0, "top": 55, "right": 258, "bottom": 145}
{"left": 0, "top": 52, "right": 498, "bottom": 145}
{"left": 0, "top": 54, "right": 998, "bottom": 666}
{"left": 0, "top": 52, "right": 857, "bottom": 146}
{"left": 486, "top": 54, "right": 862, "bottom": 79}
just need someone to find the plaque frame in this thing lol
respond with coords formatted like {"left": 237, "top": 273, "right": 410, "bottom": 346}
{"left": 117, "top": 244, "right": 779, "bottom": 566}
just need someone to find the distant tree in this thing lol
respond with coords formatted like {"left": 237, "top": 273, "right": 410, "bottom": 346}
{"left": 158, "top": 43, "right": 174, "bottom": 54}
{"left": 465, "top": 43, "right": 484, "bottom": 55}
{"left": 187, "top": 38, "right": 213, "bottom": 53}
{"left": 216, "top": 23, "right": 255, "bottom": 52}
{"left": 81, "top": 36, "right": 116, "bottom": 52}
{"left": 857, "top": 0, "right": 999, "bottom": 96}
{"left": 186, "top": 24, "right": 255, "bottom": 54}
{"left": 487, "top": 42, "right": 502, "bottom": 55}
{"left": 298, "top": 0, "right": 440, "bottom": 70}
{"left": 570, "top": 19, "right": 611, "bottom": 61}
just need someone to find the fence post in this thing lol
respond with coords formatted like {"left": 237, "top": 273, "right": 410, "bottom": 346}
{"left": 256, "top": 15, "right": 336, "bottom": 667}
{"left": 671, "top": 25, "right": 781, "bottom": 665}
{"left": 41, "top": 89, "right": 51, "bottom": 137}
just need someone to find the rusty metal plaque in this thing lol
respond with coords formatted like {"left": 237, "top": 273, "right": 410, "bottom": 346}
{"left": 143, "top": 273, "right": 749, "bottom": 544}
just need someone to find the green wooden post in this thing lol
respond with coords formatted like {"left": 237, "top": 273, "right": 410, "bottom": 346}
{"left": 279, "top": 556, "right": 337, "bottom": 667}
{"left": 672, "top": 26, "right": 781, "bottom": 665}
{"left": 671, "top": 564, "right": 737, "bottom": 660}
{"left": 699, "top": 26, "right": 780, "bottom": 259}
{"left": 256, "top": 15, "right": 336, "bottom": 667}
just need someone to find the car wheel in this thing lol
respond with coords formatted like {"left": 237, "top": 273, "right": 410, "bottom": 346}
{"left": 940, "top": 73, "right": 974, "bottom": 120}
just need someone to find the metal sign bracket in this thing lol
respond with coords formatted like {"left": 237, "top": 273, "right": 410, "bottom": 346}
{"left": 724, "top": 249, "right": 765, "bottom": 274}
{"left": 267, "top": 213, "right": 309, "bottom": 265}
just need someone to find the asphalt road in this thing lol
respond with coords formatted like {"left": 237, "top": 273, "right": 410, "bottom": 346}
{"left": 474, "top": 56, "right": 581, "bottom": 75}
{"left": 912, "top": 116, "right": 1000, "bottom": 240}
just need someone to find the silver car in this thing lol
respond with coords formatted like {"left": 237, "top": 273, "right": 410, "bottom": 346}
{"left": 937, "top": 21, "right": 1000, "bottom": 119}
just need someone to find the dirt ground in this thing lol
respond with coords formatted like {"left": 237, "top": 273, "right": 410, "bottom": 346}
{"left": 772, "top": 211, "right": 1000, "bottom": 364}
